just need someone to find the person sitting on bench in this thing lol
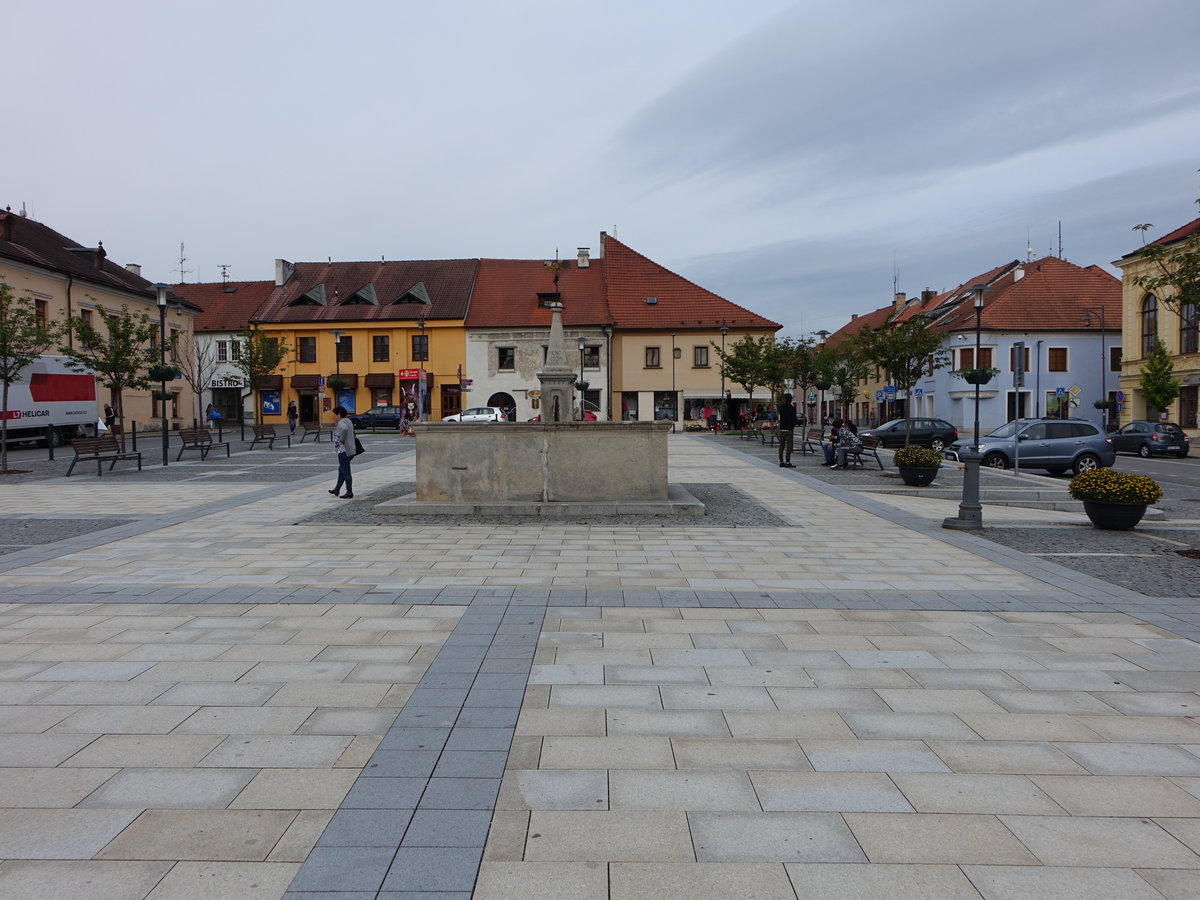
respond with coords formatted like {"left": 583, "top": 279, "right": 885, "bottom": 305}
{"left": 832, "top": 419, "right": 861, "bottom": 469}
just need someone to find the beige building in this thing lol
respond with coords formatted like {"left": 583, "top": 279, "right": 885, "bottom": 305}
{"left": 0, "top": 208, "right": 198, "bottom": 434}
{"left": 1114, "top": 216, "right": 1200, "bottom": 428}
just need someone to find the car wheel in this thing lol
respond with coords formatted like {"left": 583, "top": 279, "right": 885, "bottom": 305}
{"left": 1073, "top": 453, "right": 1102, "bottom": 474}
{"left": 1178, "top": 450, "right": 1189, "bottom": 458}
{"left": 930, "top": 438, "right": 945, "bottom": 451}
{"left": 981, "top": 452, "right": 1008, "bottom": 469}
{"left": 1138, "top": 444, "right": 1152, "bottom": 458}
{"left": 1044, "top": 466, "right": 1068, "bottom": 476}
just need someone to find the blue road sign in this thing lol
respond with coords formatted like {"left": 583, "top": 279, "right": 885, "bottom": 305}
{"left": 875, "top": 391, "right": 883, "bottom": 401}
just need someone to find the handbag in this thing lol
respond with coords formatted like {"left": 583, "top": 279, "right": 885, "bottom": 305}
{"left": 354, "top": 437, "right": 365, "bottom": 455}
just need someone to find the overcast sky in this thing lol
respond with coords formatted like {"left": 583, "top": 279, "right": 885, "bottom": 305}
{"left": 5, "top": 0, "right": 1199, "bottom": 336}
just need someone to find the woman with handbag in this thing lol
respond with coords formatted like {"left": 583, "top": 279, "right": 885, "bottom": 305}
{"left": 328, "top": 406, "right": 357, "bottom": 499}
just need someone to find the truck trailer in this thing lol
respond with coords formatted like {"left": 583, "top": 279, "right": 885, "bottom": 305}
{"left": 0, "top": 355, "right": 97, "bottom": 446}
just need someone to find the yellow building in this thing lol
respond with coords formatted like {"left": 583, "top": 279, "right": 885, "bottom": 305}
{"left": 0, "top": 208, "right": 197, "bottom": 434}
{"left": 1114, "top": 217, "right": 1200, "bottom": 428}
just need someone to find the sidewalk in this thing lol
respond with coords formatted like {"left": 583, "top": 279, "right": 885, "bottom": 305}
{"left": 0, "top": 434, "right": 1197, "bottom": 899}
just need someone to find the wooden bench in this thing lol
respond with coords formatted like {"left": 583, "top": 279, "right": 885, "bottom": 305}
{"left": 176, "top": 427, "right": 231, "bottom": 461}
{"left": 249, "top": 424, "right": 290, "bottom": 450}
{"left": 66, "top": 436, "right": 143, "bottom": 476}
{"left": 801, "top": 428, "right": 826, "bottom": 455}
{"left": 842, "top": 434, "right": 884, "bottom": 470}
{"left": 299, "top": 422, "right": 326, "bottom": 443}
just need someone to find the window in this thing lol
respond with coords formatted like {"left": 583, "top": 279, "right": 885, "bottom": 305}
{"left": 1109, "top": 345, "right": 1122, "bottom": 372}
{"left": 536, "top": 292, "right": 560, "bottom": 308}
{"left": 693, "top": 346, "right": 709, "bottom": 367}
{"left": 497, "top": 347, "right": 515, "bottom": 370}
{"left": 35, "top": 299, "right": 48, "bottom": 334}
{"left": 80, "top": 308, "right": 93, "bottom": 326}
{"left": 229, "top": 340, "right": 241, "bottom": 362}
{"left": 1182, "top": 302, "right": 1198, "bottom": 355}
{"left": 216, "top": 341, "right": 228, "bottom": 362}
{"left": 1010, "top": 345, "right": 1031, "bottom": 372}
{"left": 412, "top": 334, "right": 429, "bottom": 362}
{"left": 958, "top": 348, "right": 974, "bottom": 369}
{"left": 336, "top": 335, "right": 352, "bottom": 363}
{"left": 373, "top": 335, "right": 390, "bottom": 362}
{"left": 978, "top": 347, "right": 993, "bottom": 369}
{"left": 1048, "top": 347, "right": 1067, "bottom": 372}
{"left": 583, "top": 345, "right": 600, "bottom": 368}
{"left": 644, "top": 346, "right": 661, "bottom": 368}
{"left": 1142, "top": 294, "right": 1159, "bottom": 355}
{"left": 298, "top": 337, "right": 317, "bottom": 363}
{"left": 169, "top": 328, "right": 179, "bottom": 363}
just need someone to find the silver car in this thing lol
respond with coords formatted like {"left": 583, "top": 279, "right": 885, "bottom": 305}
{"left": 948, "top": 418, "right": 1116, "bottom": 475}
{"left": 442, "top": 406, "right": 508, "bottom": 423}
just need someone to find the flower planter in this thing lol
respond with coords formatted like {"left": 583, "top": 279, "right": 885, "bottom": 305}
{"left": 1082, "top": 500, "right": 1148, "bottom": 530}
{"left": 898, "top": 466, "right": 939, "bottom": 487}
{"left": 961, "top": 371, "right": 995, "bottom": 385}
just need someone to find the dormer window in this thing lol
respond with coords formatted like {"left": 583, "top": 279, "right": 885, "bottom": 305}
{"left": 645, "top": 297, "right": 658, "bottom": 305}
{"left": 289, "top": 284, "right": 326, "bottom": 306}
{"left": 340, "top": 284, "right": 379, "bottom": 305}
{"left": 390, "top": 282, "right": 432, "bottom": 306}
{"left": 537, "top": 292, "right": 561, "bottom": 308}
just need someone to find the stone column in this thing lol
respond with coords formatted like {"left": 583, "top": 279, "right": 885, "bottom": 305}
{"left": 536, "top": 302, "right": 578, "bottom": 423}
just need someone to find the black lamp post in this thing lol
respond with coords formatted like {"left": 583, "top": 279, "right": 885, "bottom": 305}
{"left": 944, "top": 284, "right": 988, "bottom": 530}
{"left": 815, "top": 330, "right": 831, "bottom": 423}
{"left": 1082, "top": 306, "right": 1107, "bottom": 427}
{"left": 153, "top": 283, "right": 170, "bottom": 466}
{"left": 416, "top": 315, "right": 425, "bottom": 419}
{"left": 720, "top": 321, "right": 729, "bottom": 424}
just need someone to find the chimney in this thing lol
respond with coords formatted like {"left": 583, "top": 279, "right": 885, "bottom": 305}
{"left": 93, "top": 241, "right": 107, "bottom": 269}
{"left": 125, "top": 263, "right": 142, "bottom": 277}
{"left": 0, "top": 207, "right": 12, "bottom": 242}
{"left": 577, "top": 247, "right": 590, "bottom": 268}
{"left": 894, "top": 292, "right": 906, "bottom": 309}
{"left": 921, "top": 289, "right": 936, "bottom": 303}
{"left": 1014, "top": 266, "right": 1025, "bottom": 282}
{"left": 275, "top": 258, "right": 295, "bottom": 286}
{"left": 599, "top": 231, "right": 607, "bottom": 257}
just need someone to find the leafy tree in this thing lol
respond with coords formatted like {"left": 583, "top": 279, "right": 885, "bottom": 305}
{"left": 1132, "top": 192, "right": 1200, "bottom": 318}
{"left": 776, "top": 336, "right": 821, "bottom": 406}
{"left": 1140, "top": 337, "right": 1181, "bottom": 418}
{"left": 714, "top": 334, "right": 775, "bottom": 427}
{"left": 230, "top": 327, "right": 290, "bottom": 424}
{"left": 820, "top": 337, "right": 871, "bottom": 422}
{"left": 60, "top": 303, "right": 161, "bottom": 444}
{"left": 0, "top": 283, "right": 68, "bottom": 472}
{"left": 858, "top": 316, "right": 950, "bottom": 443}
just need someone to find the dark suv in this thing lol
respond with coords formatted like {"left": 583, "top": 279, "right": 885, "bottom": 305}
{"left": 859, "top": 417, "right": 958, "bottom": 451}
{"left": 1110, "top": 421, "right": 1189, "bottom": 458}
{"left": 350, "top": 405, "right": 405, "bottom": 429}
{"left": 948, "top": 418, "right": 1116, "bottom": 474}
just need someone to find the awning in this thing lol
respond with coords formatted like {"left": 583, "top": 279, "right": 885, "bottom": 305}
{"left": 257, "top": 375, "right": 283, "bottom": 391}
{"left": 364, "top": 373, "right": 394, "bottom": 388}
{"left": 291, "top": 375, "right": 320, "bottom": 390}
{"left": 328, "top": 374, "right": 358, "bottom": 390}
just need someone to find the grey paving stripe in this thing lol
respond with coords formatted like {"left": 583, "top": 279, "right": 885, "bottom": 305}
{"left": 285, "top": 596, "right": 546, "bottom": 899}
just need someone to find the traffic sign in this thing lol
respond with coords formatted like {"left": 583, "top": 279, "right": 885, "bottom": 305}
{"left": 1070, "top": 384, "right": 1081, "bottom": 395}
{"left": 1116, "top": 390, "right": 1124, "bottom": 402}
{"left": 914, "top": 388, "right": 923, "bottom": 397}
{"left": 317, "top": 376, "right": 325, "bottom": 387}
{"left": 1055, "top": 387, "right": 1066, "bottom": 396}
{"left": 884, "top": 385, "right": 897, "bottom": 396}
{"left": 875, "top": 391, "right": 883, "bottom": 402}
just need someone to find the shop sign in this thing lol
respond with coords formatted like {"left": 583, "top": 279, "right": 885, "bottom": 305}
{"left": 398, "top": 368, "right": 422, "bottom": 380}
{"left": 210, "top": 377, "right": 243, "bottom": 388}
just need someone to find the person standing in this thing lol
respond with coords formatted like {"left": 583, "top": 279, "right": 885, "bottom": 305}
{"left": 329, "top": 405, "right": 357, "bottom": 499}
{"left": 103, "top": 402, "right": 116, "bottom": 432}
{"left": 777, "top": 392, "right": 797, "bottom": 467}
{"left": 287, "top": 400, "right": 299, "bottom": 434}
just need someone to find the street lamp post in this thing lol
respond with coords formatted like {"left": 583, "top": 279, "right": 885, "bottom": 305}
{"left": 416, "top": 315, "right": 425, "bottom": 421}
{"left": 1083, "top": 306, "right": 1108, "bottom": 429}
{"left": 576, "top": 335, "right": 586, "bottom": 419}
{"left": 944, "top": 284, "right": 988, "bottom": 530}
{"left": 153, "top": 283, "right": 170, "bottom": 466}
{"left": 815, "top": 330, "right": 831, "bottom": 424}
{"left": 330, "top": 329, "right": 343, "bottom": 419}
{"left": 720, "top": 321, "right": 729, "bottom": 426}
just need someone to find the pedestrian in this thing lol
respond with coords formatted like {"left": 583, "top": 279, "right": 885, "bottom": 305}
{"left": 822, "top": 418, "right": 840, "bottom": 465}
{"left": 206, "top": 404, "right": 221, "bottom": 425}
{"left": 103, "top": 402, "right": 116, "bottom": 431}
{"left": 328, "top": 405, "right": 357, "bottom": 499}
{"left": 777, "top": 392, "right": 797, "bottom": 467}
{"left": 287, "top": 400, "right": 299, "bottom": 434}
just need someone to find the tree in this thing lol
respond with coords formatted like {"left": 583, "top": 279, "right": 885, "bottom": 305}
{"left": 230, "top": 328, "right": 290, "bottom": 424}
{"left": 1140, "top": 337, "right": 1181, "bottom": 418}
{"left": 714, "top": 334, "right": 775, "bottom": 427}
{"left": 0, "top": 283, "right": 68, "bottom": 472}
{"left": 60, "top": 303, "right": 161, "bottom": 444}
{"left": 820, "top": 337, "right": 872, "bottom": 422}
{"left": 776, "top": 336, "right": 820, "bottom": 406}
{"left": 1132, "top": 201, "right": 1200, "bottom": 319}
{"left": 858, "top": 315, "right": 950, "bottom": 443}
{"left": 176, "top": 335, "right": 221, "bottom": 425}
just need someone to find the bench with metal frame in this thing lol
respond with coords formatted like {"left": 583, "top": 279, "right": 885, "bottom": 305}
{"left": 249, "top": 424, "right": 290, "bottom": 450}
{"left": 299, "top": 422, "right": 326, "bottom": 443}
{"left": 65, "top": 435, "right": 143, "bottom": 476}
{"left": 841, "top": 434, "right": 885, "bottom": 470}
{"left": 176, "top": 427, "right": 230, "bottom": 461}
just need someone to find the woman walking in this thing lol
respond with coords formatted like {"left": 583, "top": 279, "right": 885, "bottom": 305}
{"left": 329, "top": 406, "right": 357, "bottom": 499}
{"left": 287, "top": 400, "right": 299, "bottom": 434}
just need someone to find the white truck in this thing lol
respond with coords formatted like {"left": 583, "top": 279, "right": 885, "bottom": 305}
{"left": 0, "top": 355, "right": 98, "bottom": 446}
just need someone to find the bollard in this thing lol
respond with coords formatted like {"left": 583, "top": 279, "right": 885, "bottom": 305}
{"left": 130, "top": 422, "right": 137, "bottom": 452}
{"left": 46, "top": 426, "right": 55, "bottom": 461}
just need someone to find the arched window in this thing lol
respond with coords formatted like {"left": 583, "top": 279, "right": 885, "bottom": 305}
{"left": 1181, "top": 300, "right": 1198, "bottom": 355}
{"left": 1142, "top": 294, "right": 1159, "bottom": 356}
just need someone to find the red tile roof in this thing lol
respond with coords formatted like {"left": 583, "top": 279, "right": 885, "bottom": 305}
{"left": 171, "top": 281, "right": 276, "bottom": 333}
{"left": 827, "top": 303, "right": 895, "bottom": 343}
{"left": 251, "top": 259, "right": 479, "bottom": 325}
{"left": 0, "top": 209, "right": 198, "bottom": 309}
{"left": 601, "top": 234, "right": 780, "bottom": 331}
{"left": 1121, "top": 215, "right": 1200, "bottom": 259}
{"left": 467, "top": 257, "right": 609, "bottom": 327}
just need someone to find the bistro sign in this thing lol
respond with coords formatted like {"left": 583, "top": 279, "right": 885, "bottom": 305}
{"left": 210, "top": 377, "right": 243, "bottom": 388}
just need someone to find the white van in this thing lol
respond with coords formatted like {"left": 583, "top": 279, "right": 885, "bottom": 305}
{"left": 0, "top": 355, "right": 98, "bottom": 446}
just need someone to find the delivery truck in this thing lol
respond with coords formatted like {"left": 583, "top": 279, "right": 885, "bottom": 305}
{"left": 0, "top": 355, "right": 97, "bottom": 447}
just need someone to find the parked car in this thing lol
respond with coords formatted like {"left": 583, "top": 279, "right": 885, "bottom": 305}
{"left": 859, "top": 417, "right": 958, "bottom": 451}
{"left": 1110, "top": 420, "right": 1189, "bottom": 458}
{"left": 948, "top": 418, "right": 1116, "bottom": 474}
{"left": 527, "top": 410, "right": 597, "bottom": 422}
{"left": 442, "top": 406, "right": 508, "bottom": 423}
{"left": 349, "top": 405, "right": 405, "bottom": 429}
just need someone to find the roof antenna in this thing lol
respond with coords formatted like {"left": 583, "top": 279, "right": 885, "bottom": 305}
{"left": 174, "top": 242, "right": 193, "bottom": 283}
{"left": 218, "top": 264, "right": 231, "bottom": 283}
{"left": 1025, "top": 228, "right": 1035, "bottom": 263}
{"left": 1058, "top": 220, "right": 1063, "bottom": 259}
